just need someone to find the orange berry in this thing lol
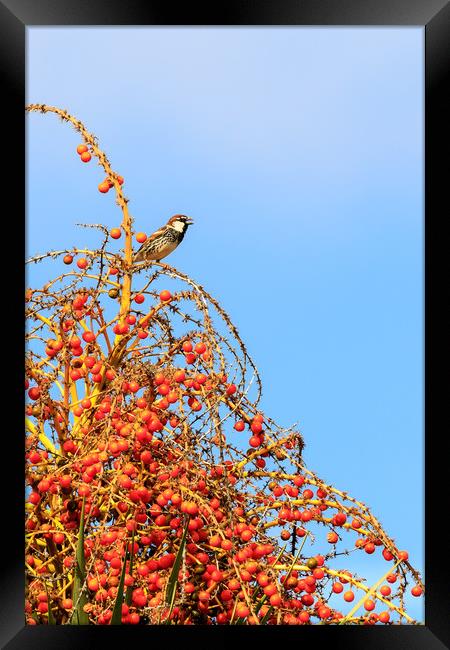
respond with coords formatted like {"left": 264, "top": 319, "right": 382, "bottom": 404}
{"left": 77, "top": 258, "right": 88, "bottom": 269}
{"left": 318, "top": 605, "right": 331, "bottom": 620}
{"left": 76, "top": 144, "right": 88, "bottom": 155}
{"left": 382, "top": 549, "right": 394, "bottom": 561}
{"left": 269, "top": 594, "right": 282, "bottom": 607}
{"left": 110, "top": 228, "right": 122, "bottom": 239}
{"left": 98, "top": 181, "right": 110, "bottom": 193}
{"left": 136, "top": 232, "right": 147, "bottom": 243}
{"left": 364, "top": 599, "right": 375, "bottom": 611}
{"left": 80, "top": 151, "right": 91, "bottom": 162}
{"left": 159, "top": 290, "right": 172, "bottom": 302}
{"left": 250, "top": 419, "right": 263, "bottom": 434}
{"left": 235, "top": 604, "right": 249, "bottom": 618}
{"left": 63, "top": 254, "right": 73, "bottom": 265}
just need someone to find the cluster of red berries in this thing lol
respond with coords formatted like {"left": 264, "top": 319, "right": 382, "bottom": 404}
{"left": 76, "top": 143, "right": 91, "bottom": 163}
{"left": 75, "top": 144, "right": 124, "bottom": 192}
{"left": 99, "top": 175, "right": 124, "bottom": 194}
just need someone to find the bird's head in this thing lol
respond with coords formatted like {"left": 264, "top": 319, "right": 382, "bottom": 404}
{"left": 167, "top": 214, "right": 194, "bottom": 233}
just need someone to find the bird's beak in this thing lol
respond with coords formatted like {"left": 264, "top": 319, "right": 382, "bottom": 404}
{"left": 185, "top": 217, "right": 194, "bottom": 225}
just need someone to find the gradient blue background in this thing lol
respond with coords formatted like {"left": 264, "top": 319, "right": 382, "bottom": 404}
{"left": 26, "top": 27, "right": 424, "bottom": 620}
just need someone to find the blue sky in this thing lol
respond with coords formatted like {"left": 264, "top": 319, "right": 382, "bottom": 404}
{"left": 26, "top": 27, "right": 424, "bottom": 619}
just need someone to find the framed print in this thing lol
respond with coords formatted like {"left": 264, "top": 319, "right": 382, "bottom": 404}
{"left": 1, "top": 1, "right": 448, "bottom": 648}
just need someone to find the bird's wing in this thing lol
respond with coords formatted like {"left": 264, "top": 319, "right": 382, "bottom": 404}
{"left": 133, "top": 224, "right": 168, "bottom": 262}
{"left": 135, "top": 225, "right": 166, "bottom": 252}
{"left": 144, "top": 225, "right": 167, "bottom": 243}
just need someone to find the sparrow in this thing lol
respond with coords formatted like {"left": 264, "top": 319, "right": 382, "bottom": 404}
{"left": 133, "top": 214, "right": 194, "bottom": 263}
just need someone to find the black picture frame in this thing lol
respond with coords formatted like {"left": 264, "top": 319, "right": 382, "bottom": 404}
{"left": 1, "top": 1, "right": 448, "bottom": 648}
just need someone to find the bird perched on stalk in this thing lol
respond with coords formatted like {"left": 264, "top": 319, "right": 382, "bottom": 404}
{"left": 133, "top": 214, "right": 194, "bottom": 263}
